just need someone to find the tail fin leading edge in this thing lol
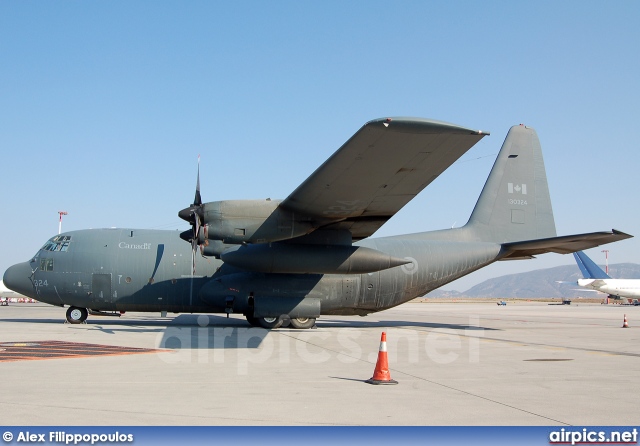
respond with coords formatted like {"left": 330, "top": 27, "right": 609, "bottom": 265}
{"left": 466, "top": 124, "right": 556, "bottom": 244}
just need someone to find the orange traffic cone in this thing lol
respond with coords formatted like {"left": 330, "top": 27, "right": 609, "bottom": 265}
{"left": 622, "top": 314, "right": 629, "bottom": 328}
{"left": 365, "top": 332, "right": 398, "bottom": 385}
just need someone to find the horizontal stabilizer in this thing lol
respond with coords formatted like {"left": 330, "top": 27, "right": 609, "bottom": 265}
{"left": 499, "top": 229, "right": 632, "bottom": 260}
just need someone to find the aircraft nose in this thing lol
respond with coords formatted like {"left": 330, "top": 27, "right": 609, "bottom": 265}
{"left": 3, "top": 262, "right": 35, "bottom": 298}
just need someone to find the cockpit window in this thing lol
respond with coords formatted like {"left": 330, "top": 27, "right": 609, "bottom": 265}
{"left": 40, "top": 258, "right": 54, "bottom": 271}
{"left": 41, "top": 235, "right": 72, "bottom": 252}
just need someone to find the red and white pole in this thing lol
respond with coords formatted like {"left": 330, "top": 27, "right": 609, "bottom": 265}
{"left": 602, "top": 250, "right": 610, "bottom": 304}
{"left": 58, "top": 211, "right": 68, "bottom": 234}
{"left": 601, "top": 250, "right": 609, "bottom": 275}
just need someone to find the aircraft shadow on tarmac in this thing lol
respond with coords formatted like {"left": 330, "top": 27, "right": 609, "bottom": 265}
{"left": 0, "top": 313, "right": 498, "bottom": 350}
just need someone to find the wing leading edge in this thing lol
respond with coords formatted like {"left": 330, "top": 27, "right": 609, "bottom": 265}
{"left": 280, "top": 117, "right": 487, "bottom": 240}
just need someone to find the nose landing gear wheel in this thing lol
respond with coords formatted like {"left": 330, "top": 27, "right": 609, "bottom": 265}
{"left": 289, "top": 317, "right": 316, "bottom": 329}
{"left": 66, "top": 306, "right": 88, "bottom": 324}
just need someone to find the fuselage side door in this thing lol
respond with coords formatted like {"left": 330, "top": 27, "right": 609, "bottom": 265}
{"left": 91, "top": 273, "right": 112, "bottom": 307}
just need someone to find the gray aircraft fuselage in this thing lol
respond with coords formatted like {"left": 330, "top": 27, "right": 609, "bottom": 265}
{"left": 7, "top": 227, "right": 500, "bottom": 317}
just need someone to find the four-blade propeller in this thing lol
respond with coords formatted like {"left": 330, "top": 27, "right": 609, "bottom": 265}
{"left": 178, "top": 156, "right": 208, "bottom": 273}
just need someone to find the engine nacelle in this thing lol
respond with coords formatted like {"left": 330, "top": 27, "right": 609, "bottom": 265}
{"left": 201, "top": 199, "right": 315, "bottom": 244}
{"left": 220, "top": 243, "right": 410, "bottom": 274}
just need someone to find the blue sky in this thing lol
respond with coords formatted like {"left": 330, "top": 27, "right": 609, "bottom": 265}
{"left": 1, "top": 1, "right": 639, "bottom": 291}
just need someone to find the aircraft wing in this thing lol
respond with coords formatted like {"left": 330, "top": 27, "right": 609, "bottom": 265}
{"left": 280, "top": 117, "right": 487, "bottom": 240}
{"left": 499, "top": 229, "right": 633, "bottom": 260}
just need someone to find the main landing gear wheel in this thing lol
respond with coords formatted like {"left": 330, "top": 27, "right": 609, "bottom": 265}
{"left": 66, "top": 306, "right": 88, "bottom": 324}
{"left": 289, "top": 317, "right": 316, "bottom": 329}
{"left": 257, "top": 316, "right": 284, "bottom": 329}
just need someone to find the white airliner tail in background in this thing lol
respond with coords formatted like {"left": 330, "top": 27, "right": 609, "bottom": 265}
{"left": 574, "top": 251, "right": 640, "bottom": 300}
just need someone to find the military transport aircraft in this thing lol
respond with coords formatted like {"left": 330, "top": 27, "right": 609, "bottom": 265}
{"left": 3, "top": 118, "right": 632, "bottom": 328}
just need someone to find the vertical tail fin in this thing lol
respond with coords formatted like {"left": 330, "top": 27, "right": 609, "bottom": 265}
{"left": 574, "top": 251, "right": 611, "bottom": 279}
{"left": 466, "top": 124, "right": 557, "bottom": 243}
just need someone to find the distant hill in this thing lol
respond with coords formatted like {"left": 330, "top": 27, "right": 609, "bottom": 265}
{"left": 427, "top": 263, "right": 640, "bottom": 298}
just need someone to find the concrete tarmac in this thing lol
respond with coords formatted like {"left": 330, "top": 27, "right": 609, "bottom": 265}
{"left": 0, "top": 301, "right": 638, "bottom": 426}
